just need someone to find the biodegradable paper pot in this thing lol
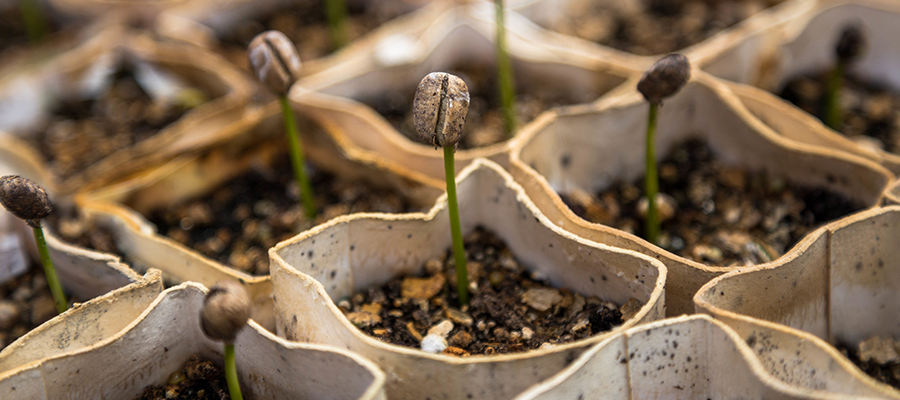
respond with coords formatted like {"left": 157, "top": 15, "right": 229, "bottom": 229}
{"left": 269, "top": 159, "right": 667, "bottom": 400}
{"left": 0, "top": 269, "right": 162, "bottom": 375}
{"left": 882, "top": 178, "right": 900, "bottom": 206}
{"left": 514, "top": 314, "right": 893, "bottom": 400}
{"left": 71, "top": 98, "right": 443, "bottom": 330}
{"left": 0, "top": 283, "right": 388, "bottom": 400}
{"left": 0, "top": 26, "right": 252, "bottom": 195}
{"left": 705, "top": 0, "right": 900, "bottom": 174}
{"left": 695, "top": 206, "right": 900, "bottom": 398}
{"left": 507, "top": 71, "right": 893, "bottom": 316}
{"left": 289, "top": 1, "right": 635, "bottom": 187}
{"left": 510, "top": 0, "right": 811, "bottom": 74}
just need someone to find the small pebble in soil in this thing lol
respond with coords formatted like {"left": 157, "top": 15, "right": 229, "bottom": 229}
{"left": 780, "top": 71, "right": 900, "bottom": 154}
{"left": 555, "top": 0, "right": 783, "bottom": 56}
{"left": 342, "top": 227, "right": 635, "bottom": 356}
{"left": 149, "top": 152, "right": 417, "bottom": 276}
{"left": 134, "top": 355, "right": 229, "bottom": 400}
{"left": 560, "top": 138, "right": 863, "bottom": 266}
{"left": 837, "top": 336, "right": 900, "bottom": 390}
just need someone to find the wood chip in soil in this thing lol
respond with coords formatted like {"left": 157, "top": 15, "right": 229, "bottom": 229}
{"left": 341, "top": 227, "right": 634, "bottom": 357}
{"left": 219, "top": 0, "right": 413, "bottom": 71}
{"left": 0, "top": 266, "right": 69, "bottom": 351}
{"left": 780, "top": 70, "right": 900, "bottom": 154}
{"left": 149, "top": 152, "right": 419, "bottom": 276}
{"left": 26, "top": 68, "right": 211, "bottom": 180}
{"left": 552, "top": 0, "right": 783, "bottom": 56}
{"left": 361, "top": 63, "right": 583, "bottom": 149}
{"left": 134, "top": 354, "right": 230, "bottom": 400}
{"left": 560, "top": 138, "right": 864, "bottom": 266}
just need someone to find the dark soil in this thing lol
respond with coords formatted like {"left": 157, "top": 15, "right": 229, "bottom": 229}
{"left": 341, "top": 227, "right": 631, "bottom": 357}
{"left": 45, "top": 208, "right": 123, "bottom": 256}
{"left": 362, "top": 63, "right": 581, "bottom": 149}
{"left": 219, "top": 0, "right": 412, "bottom": 70}
{"left": 134, "top": 354, "right": 230, "bottom": 400}
{"left": 560, "top": 138, "right": 864, "bottom": 266}
{"left": 0, "top": 4, "right": 59, "bottom": 56}
{"left": 26, "top": 68, "right": 210, "bottom": 180}
{"left": 553, "top": 0, "right": 782, "bottom": 56}
{"left": 0, "top": 266, "right": 64, "bottom": 351}
{"left": 837, "top": 343, "right": 900, "bottom": 390}
{"left": 779, "top": 70, "right": 900, "bottom": 154}
{"left": 148, "top": 153, "right": 417, "bottom": 276}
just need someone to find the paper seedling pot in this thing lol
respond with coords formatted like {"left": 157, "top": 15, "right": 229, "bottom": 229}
{"left": 0, "top": 269, "right": 162, "bottom": 375}
{"left": 74, "top": 98, "right": 443, "bottom": 331}
{"left": 269, "top": 159, "right": 667, "bottom": 400}
{"left": 0, "top": 26, "right": 252, "bottom": 195}
{"left": 47, "top": 0, "right": 188, "bottom": 20}
{"left": 695, "top": 206, "right": 900, "bottom": 398}
{"left": 882, "top": 178, "right": 900, "bottom": 206}
{"left": 289, "top": 1, "right": 635, "bottom": 186}
{"left": 0, "top": 283, "right": 388, "bottom": 400}
{"left": 507, "top": 70, "right": 893, "bottom": 316}
{"left": 513, "top": 314, "right": 893, "bottom": 400}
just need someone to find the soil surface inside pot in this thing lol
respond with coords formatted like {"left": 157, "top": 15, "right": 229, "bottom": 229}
{"left": 45, "top": 208, "right": 124, "bottom": 257}
{"left": 780, "top": 70, "right": 900, "bottom": 154}
{"left": 552, "top": 0, "right": 782, "bottom": 56}
{"left": 148, "top": 153, "right": 419, "bottom": 276}
{"left": 219, "top": 0, "right": 412, "bottom": 70}
{"left": 340, "top": 227, "right": 632, "bottom": 356}
{"left": 134, "top": 354, "right": 230, "bottom": 400}
{"left": 837, "top": 341, "right": 900, "bottom": 390}
{"left": 0, "top": 4, "right": 60, "bottom": 56}
{"left": 560, "top": 138, "right": 863, "bottom": 266}
{"left": 0, "top": 266, "right": 69, "bottom": 351}
{"left": 26, "top": 67, "right": 211, "bottom": 180}
{"left": 362, "top": 63, "right": 582, "bottom": 149}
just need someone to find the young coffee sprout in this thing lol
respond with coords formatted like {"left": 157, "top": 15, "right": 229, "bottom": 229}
{"left": 19, "top": 0, "right": 48, "bottom": 42}
{"left": 413, "top": 72, "right": 471, "bottom": 305}
{"left": 248, "top": 30, "right": 317, "bottom": 220}
{"left": 636, "top": 53, "right": 690, "bottom": 245}
{"left": 0, "top": 175, "right": 67, "bottom": 313}
{"left": 495, "top": 0, "right": 517, "bottom": 137}
{"left": 325, "top": 0, "right": 349, "bottom": 50}
{"left": 825, "top": 24, "right": 866, "bottom": 130}
{"left": 200, "top": 280, "right": 251, "bottom": 400}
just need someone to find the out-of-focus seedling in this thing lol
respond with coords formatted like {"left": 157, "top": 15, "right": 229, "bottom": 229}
{"left": 0, "top": 175, "right": 67, "bottom": 313}
{"left": 200, "top": 281, "right": 251, "bottom": 400}
{"left": 636, "top": 54, "right": 690, "bottom": 245}
{"left": 825, "top": 24, "right": 866, "bottom": 130}
{"left": 248, "top": 30, "right": 317, "bottom": 220}
{"left": 413, "top": 72, "right": 471, "bottom": 305}
{"left": 325, "top": 0, "right": 349, "bottom": 50}
{"left": 19, "top": 0, "right": 48, "bottom": 42}
{"left": 495, "top": 0, "right": 517, "bottom": 137}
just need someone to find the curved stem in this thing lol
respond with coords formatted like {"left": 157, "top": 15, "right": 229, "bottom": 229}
{"left": 444, "top": 146, "right": 468, "bottom": 306}
{"left": 224, "top": 343, "right": 243, "bottom": 400}
{"left": 280, "top": 95, "right": 317, "bottom": 220}
{"left": 644, "top": 103, "right": 660, "bottom": 245}
{"left": 33, "top": 226, "right": 67, "bottom": 314}
{"left": 495, "top": 0, "right": 517, "bottom": 137}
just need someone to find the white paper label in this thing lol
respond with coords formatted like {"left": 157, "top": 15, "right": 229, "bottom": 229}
{"left": 0, "top": 233, "right": 28, "bottom": 284}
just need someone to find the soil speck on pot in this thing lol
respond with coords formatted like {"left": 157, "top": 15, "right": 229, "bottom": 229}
{"left": 341, "top": 227, "right": 630, "bottom": 356}
{"left": 560, "top": 138, "right": 863, "bottom": 266}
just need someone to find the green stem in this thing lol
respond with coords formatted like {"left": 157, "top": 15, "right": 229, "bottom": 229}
{"left": 224, "top": 343, "right": 243, "bottom": 400}
{"left": 444, "top": 146, "right": 468, "bottom": 306}
{"left": 280, "top": 95, "right": 317, "bottom": 220}
{"left": 325, "top": 0, "right": 349, "bottom": 50}
{"left": 824, "top": 62, "right": 844, "bottom": 130}
{"left": 644, "top": 103, "right": 660, "bottom": 245}
{"left": 33, "top": 226, "right": 67, "bottom": 314}
{"left": 19, "top": 0, "right": 47, "bottom": 43}
{"left": 495, "top": 0, "right": 517, "bottom": 137}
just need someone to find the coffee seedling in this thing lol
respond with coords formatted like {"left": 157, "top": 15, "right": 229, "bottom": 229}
{"left": 200, "top": 281, "right": 251, "bottom": 400}
{"left": 0, "top": 175, "right": 67, "bottom": 313}
{"left": 325, "top": 0, "right": 349, "bottom": 50}
{"left": 19, "top": 0, "right": 48, "bottom": 42}
{"left": 413, "top": 72, "right": 471, "bottom": 305}
{"left": 495, "top": 0, "right": 517, "bottom": 137}
{"left": 825, "top": 24, "right": 866, "bottom": 130}
{"left": 248, "top": 30, "right": 317, "bottom": 219}
{"left": 636, "top": 53, "right": 690, "bottom": 245}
